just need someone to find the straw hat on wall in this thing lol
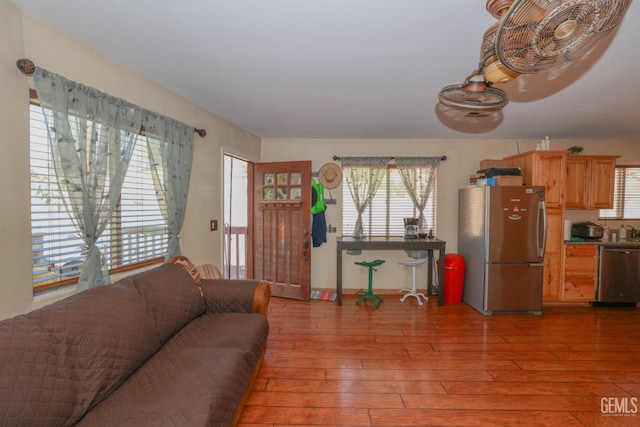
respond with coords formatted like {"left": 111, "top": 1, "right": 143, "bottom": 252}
{"left": 318, "top": 163, "right": 342, "bottom": 189}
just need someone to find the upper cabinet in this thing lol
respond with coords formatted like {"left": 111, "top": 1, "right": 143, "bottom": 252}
{"left": 504, "top": 151, "right": 567, "bottom": 209}
{"left": 565, "top": 155, "right": 619, "bottom": 210}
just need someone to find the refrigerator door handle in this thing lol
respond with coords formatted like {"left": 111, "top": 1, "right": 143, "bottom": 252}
{"left": 537, "top": 201, "right": 547, "bottom": 258}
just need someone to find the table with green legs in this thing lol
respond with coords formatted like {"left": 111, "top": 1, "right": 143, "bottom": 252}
{"left": 336, "top": 236, "right": 446, "bottom": 306}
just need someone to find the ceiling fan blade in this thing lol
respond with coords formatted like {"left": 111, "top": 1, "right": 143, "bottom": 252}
{"left": 496, "top": 0, "right": 633, "bottom": 74}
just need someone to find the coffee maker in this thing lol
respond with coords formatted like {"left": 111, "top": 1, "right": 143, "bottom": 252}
{"left": 404, "top": 217, "right": 419, "bottom": 239}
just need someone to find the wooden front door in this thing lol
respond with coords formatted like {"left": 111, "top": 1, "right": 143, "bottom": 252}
{"left": 249, "top": 161, "right": 311, "bottom": 300}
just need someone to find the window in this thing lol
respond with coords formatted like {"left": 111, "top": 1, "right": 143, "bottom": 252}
{"left": 599, "top": 166, "right": 640, "bottom": 220}
{"left": 30, "top": 104, "right": 166, "bottom": 291}
{"left": 342, "top": 166, "right": 437, "bottom": 236}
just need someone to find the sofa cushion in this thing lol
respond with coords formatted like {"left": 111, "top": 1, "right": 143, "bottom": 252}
{"left": 76, "top": 312, "right": 269, "bottom": 427}
{"left": 0, "top": 278, "right": 161, "bottom": 426}
{"left": 0, "top": 314, "right": 76, "bottom": 426}
{"left": 168, "top": 312, "right": 269, "bottom": 367}
{"left": 37, "top": 279, "right": 161, "bottom": 422}
{"left": 202, "top": 279, "right": 259, "bottom": 314}
{"left": 132, "top": 263, "right": 206, "bottom": 344}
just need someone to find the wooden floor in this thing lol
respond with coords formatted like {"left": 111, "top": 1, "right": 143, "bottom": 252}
{"left": 239, "top": 293, "right": 640, "bottom": 427}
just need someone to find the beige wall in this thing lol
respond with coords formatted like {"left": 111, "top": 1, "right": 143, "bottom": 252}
{"left": 2, "top": 0, "right": 639, "bottom": 319}
{"left": 261, "top": 138, "right": 640, "bottom": 293}
{"left": 0, "top": 2, "right": 260, "bottom": 319}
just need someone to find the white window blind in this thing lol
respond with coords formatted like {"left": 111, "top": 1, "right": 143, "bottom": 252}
{"left": 600, "top": 166, "right": 640, "bottom": 220}
{"left": 30, "top": 104, "right": 167, "bottom": 290}
{"left": 342, "top": 167, "right": 437, "bottom": 237}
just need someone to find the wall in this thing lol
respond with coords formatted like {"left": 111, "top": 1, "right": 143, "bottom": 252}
{"left": 2, "top": 0, "right": 639, "bottom": 318}
{"left": 0, "top": 1, "right": 260, "bottom": 319}
{"left": 0, "top": 0, "right": 32, "bottom": 318}
{"left": 261, "top": 138, "right": 640, "bottom": 293}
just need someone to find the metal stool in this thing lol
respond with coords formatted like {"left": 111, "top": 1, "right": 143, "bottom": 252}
{"left": 398, "top": 258, "right": 428, "bottom": 305}
{"left": 354, "top": 259, "right": 385, "bottom": 308}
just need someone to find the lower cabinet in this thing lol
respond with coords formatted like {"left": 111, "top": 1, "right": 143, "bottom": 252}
{"left": 543, "top": 210, "right": 564, "bottom": 301}
{"left": 544, "top": 254, "right": 562, "bottom": 301}
{"left": 562, "top": 244, "right": 597, "bottom": 301}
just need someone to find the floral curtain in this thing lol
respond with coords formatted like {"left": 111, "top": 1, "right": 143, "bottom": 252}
{"left": 395, "top": 157, "right": 441, "bottom": 231}
{"left": 143, "top": 112, "right": 195, "bottom": 260}
{"left": 33, "top": 68, "right": 142, "bottom": 291}
{"left": 340, "top": 157, "right": 391, "bottom": 238}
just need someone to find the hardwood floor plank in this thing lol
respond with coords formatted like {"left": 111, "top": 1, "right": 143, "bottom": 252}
{"left": 513, "top": 360, "right": 640, "bottom": 371}
{"left": 368, "top": 409, "right": 585, "bottom": 426}
{"left": 263, "top": 378, "right": 447, "bottom": 394}
{"left": 247, "top": 391, "right": 404, "bottom": 408}
{"left": 489, "top": 370, "right": 640, "bottom": 383}
{"left": 430, "top": 342, "right": 573, "bottom": 352}
{"left": 239, "top": 406, "right": 372, "bottom": 426}
{"left": 241, "top": 296, "right": 640, "bottom": 426}
{"left": 325, "top": 368, "right": 495, "bottom": 382}
{"left": 262, "top": 356, "right": 363, "bottom": 369}
{"left": 362, "top": 358, "right": 521, "bottom": 370}
{"left": 552, "top": 351, "right": 640, "bottom": 361}
{"left": 441, "top": 381, "right": 629, "bottom": 397}
{"left": 408, "top": 350, "right": 555, "bottom": 361}
{"left": 401, "top": 393, "right": 598, "bottom": 411}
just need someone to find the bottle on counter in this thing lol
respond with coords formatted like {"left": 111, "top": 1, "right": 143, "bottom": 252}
{"left": 618, "top": 225, "right": 626, "bottom": 240}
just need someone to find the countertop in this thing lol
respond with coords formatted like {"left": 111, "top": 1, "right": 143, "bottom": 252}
{"left": 564, "top": 239, "right": 640, "bottom": 247}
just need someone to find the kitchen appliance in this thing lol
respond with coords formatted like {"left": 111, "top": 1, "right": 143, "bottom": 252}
{"left": 596, "top": 246, "right": 640, "bottom": 305}
{"left": 458, "top": 186, "right": 546, "bottom": 315}
{"left": 571, "top": 222, "right": 604, "bottom": 240}
{"left": 404, "top": 217, "right": 419, "bottom": 239}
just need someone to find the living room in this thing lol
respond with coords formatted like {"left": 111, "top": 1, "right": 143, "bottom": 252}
{"left": 2, "top": 0, "right": 639, "bottom": 317}
{"left": 2, "top": 1, "right": 640, "bottom": 425}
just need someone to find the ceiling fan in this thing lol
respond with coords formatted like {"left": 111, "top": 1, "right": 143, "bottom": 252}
{"left": 438, "top": 0, "right": 632, "bottom": 113}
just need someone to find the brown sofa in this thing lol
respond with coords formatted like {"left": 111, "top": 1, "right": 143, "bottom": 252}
{"left": 0, "top": 262, "right": 271, "bottom": 426}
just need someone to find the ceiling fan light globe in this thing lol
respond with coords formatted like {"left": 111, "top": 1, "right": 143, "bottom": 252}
{"left": 485, "top": 61, "right": 521, "bottom": 83}
{"left": 486, "top": 0, "right": 515, "bottom": 19}
{"left": 463, "top": 75, "right": 488, "bottom": 92}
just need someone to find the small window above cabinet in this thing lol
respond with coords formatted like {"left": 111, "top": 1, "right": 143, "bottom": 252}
{"left": 565, "top": 155, "right": 619, "bottom": 209}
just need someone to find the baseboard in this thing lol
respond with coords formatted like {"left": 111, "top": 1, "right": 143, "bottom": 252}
{"left": 589, "top": 301, "right": 638, "bottom": 309}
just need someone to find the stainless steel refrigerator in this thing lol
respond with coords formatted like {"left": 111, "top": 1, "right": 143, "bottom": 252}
{"left": 458, "top": 186, "right": 546, "bottom": 316}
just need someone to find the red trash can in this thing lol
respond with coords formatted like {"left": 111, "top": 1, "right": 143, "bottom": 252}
{"left": 438, "top": 253, "right": 466, "bottom": 304}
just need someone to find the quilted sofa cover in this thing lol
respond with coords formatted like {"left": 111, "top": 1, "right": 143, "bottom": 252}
{"left": 0, "top": 262, "right": 270, "bottom": 426}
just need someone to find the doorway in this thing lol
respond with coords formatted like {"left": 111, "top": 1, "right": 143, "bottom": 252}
{"left": 223, "top": 154, "right": 248, "bottom": 279}
{"left": 223, "top": 156, "right": 312, "bottom": 300}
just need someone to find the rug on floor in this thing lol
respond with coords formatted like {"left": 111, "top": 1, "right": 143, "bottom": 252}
{"left": 310, "top": 290, "right": 337, "bottom": 301}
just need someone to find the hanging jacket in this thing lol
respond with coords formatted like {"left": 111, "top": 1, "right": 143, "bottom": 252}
{"left": 311, "top": 179, "right": 327, "bottom": 247}
{"left": 311, "top": 179, "right": 326, "bottom": 214}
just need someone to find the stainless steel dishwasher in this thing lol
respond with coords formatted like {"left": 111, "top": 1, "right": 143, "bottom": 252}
{"left": 598, "top": 246, "right": 640, "bottom": 303}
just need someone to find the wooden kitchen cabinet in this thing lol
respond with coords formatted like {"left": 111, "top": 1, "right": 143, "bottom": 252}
{"left": 504, "top": 151, "right": 567, "bottom": 301}
{"left": 590, "top": 157, "right": 618, "bottom": 209}
{"left": 504, "top": 151, "right": 567, "bottom": 209}
{"left": 544, "top": 210, "right": 564, "bottom": 300}
{"left": 562, "top": 244, "right": 597, "bottom": 301}
{"left": 565, "top": 155, "right": 618, "bottom": 209}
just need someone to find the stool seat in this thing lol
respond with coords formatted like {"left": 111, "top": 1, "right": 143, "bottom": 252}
{"left": 398, "top": 258, "right": 428, "bottom": 305}
{"left": 355, "top": 259, "right": 386, "bottom": 268}
{"left": 354, "top": 259, "right": 385, "bottom": 308}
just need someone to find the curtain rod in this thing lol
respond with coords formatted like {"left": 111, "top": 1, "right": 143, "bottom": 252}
{"left": 333, "top": 155, "right": 447, "bottom": 161}
{"left": 16, "top": 58, "right": 207, "bottom": 138}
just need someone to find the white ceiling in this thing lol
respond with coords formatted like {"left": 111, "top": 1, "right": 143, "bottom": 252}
{"left": 12, "top": 0, "right": 640, "bottom": 140}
